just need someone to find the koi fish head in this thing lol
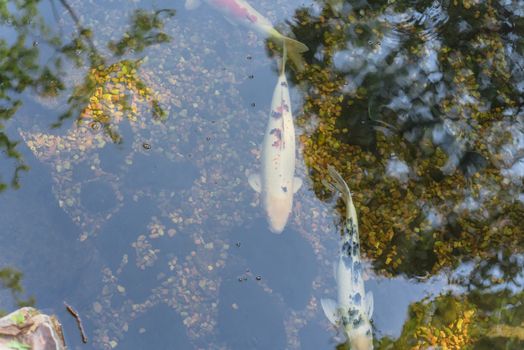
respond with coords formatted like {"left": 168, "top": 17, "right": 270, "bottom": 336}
{"left": 347, "top": 318, "right": 373, "bottom": 350}
{"left": 264, "top": 193, "right": 292, "bottom": 233}
{"left": 349, "top": 334, "right": 373, "bottom": 350}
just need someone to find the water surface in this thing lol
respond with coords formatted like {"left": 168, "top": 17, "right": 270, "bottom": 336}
{"left": 1, "top": 0, "right": 523, "bottom": 349}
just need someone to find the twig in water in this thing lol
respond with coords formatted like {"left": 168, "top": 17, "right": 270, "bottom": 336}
{"left": 64, "top": 301, "right": 88, "bottom": 344}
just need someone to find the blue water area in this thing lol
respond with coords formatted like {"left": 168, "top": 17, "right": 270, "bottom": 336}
{"left": 1, "top": 0, "right": 523, "bottom": 349}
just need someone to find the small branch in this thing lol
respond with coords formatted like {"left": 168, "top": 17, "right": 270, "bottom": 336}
{"left": 64, "top": 302, "right": 88, "bottom": 344}
{"left": 57, "top": 0, "right": 97, "bottom": 53}
{"left": 57, "top": 0, "right": 80, "bottom": 29}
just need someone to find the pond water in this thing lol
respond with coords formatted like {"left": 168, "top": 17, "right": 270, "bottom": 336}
{"left": 0, "top": 0, "right": 523, "bottom": 349}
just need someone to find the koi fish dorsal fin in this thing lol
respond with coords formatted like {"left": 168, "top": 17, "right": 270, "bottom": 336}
{"left": 248, "top": 173, "right": 262, "bottom": 193}
{"left": 366, "top": 291, "right": 374, "bottom": 318}
{"left": 321, "top": 298, "right": 339, "bottom": 326}
{"left": 185, "top": 0, "right": 202, "bottom": 10}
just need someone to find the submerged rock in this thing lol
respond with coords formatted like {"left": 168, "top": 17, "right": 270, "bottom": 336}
{"left": 0, "top": 307, "right": 66, "bottom": 350}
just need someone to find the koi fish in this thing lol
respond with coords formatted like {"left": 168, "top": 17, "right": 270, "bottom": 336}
{"left": 248, "top": 47, "right": 302, "bottom": 233}
{"left": 185, "top": 0, "right": 308, "bottom": 70}
{"left": 321, "top": 165, "right": 374, "bottom": 350}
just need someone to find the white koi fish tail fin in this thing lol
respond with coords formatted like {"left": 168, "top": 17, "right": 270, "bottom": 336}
{"left": 282, "top": 36, "right": 308, "bottom": 72}
{"left": 323, "top": 165, "right": 359, "bottom": 232}
{"left": 269, "top": 30, "right": 308, "bottom": 72}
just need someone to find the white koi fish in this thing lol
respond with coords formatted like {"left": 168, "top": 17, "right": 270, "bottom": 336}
{"left": 185, "top": 0, "right": 309, "bottom": 70}
{"left": 248, "top": 47, "right": 302, "bottom": 233}
{"left": 321, "top": 165, "right": 374, "bottom": 350}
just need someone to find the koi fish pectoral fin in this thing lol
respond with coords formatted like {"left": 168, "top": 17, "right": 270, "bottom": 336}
{"left": 366, "top": 291, "right": 374, "bottom": 318}
{"left": 184, "top": 0, "right": 202, "bottom": 10}
{"left": 321, "top": 298, "right": 340, "bottom": 326}
{"left": 293, "top": 177, "right": 303, "bottom": 193}
{"left": 248, "top": 173, "right": 262, "bottom": 193}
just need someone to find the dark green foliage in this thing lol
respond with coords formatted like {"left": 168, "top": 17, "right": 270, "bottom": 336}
{"left": 0, "top": 268, "right": 35, "bottom": 317}
{"left": 0, "top": 0, "right": 175, "bottom": 191}
{"left": 108, "top": 9, "right": 176, "bottom": 56}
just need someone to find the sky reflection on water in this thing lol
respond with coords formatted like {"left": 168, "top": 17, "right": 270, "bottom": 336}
{"left": 1, "top": 0, "right": 523, "bottom": 349}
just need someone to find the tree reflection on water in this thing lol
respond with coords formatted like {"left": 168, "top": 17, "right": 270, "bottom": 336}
{"left": 1, "top": 0, "right": 523, "bottom": 349}
{"left": 0, "top": 267, "right": 34, "bottom": 317}
{"left": 0, "top": 0, "right": 174, "bottom": 191}
{"left": 288, "top": 0, "right": 523, "bottom": 348}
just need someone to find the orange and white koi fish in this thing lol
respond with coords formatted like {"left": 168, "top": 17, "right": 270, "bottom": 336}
{"left": 185, "top": 0, "right": 308, "bottom": 70}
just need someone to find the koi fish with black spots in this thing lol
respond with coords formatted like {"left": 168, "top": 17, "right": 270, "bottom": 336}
{"left": 321, "top": 165, "right": 374, "bottom": 350}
